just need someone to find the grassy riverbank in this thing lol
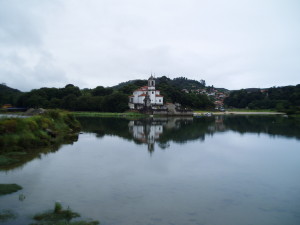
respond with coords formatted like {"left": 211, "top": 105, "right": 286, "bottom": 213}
{"left": 194, "top": 109, "right": 277, "bottom": 113}
{"left": 226, "top": 108, "right": 277, "bottom": 112}
{"left": 0, "top": 110, "right": 80, "bottom": 168}
{"left": 73, "top": 111, "right": 146, "bottom": 118}
{"left": 193, "top": 109, "right": 286, "bottom": 116}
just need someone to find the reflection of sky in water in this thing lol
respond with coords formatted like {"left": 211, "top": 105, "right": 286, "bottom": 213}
{"left": 1, "top": 117, "right": 300, "bottom": 225}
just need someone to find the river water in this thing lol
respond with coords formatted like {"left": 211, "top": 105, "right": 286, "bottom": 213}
{"left": 1, "top": 115, "right": 300, "bottom": 225}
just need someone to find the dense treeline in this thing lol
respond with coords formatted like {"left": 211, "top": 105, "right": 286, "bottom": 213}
{"left": 0, "top": 76, "right": 214, "bottom": 112}
{"left": 0, "top": 83, "right": 22, "bottom": 106}
{"left": 224, "top": 85, "right": 300, "bottom": 114}
{"left": 2, "top": 80, "right": 300, "bottom": 113}
{"left": 11, "top": 84, "right": 129, "bottom": 112}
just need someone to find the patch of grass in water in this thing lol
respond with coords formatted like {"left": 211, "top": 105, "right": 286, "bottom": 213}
{"left": 31, "top": 221, "right": 100, "bottom": 225}
{"left": 31, "top": 202, "right": 99, "bottom": 225}
{"left": 0, "top": 183, "right": 22, "bottom": 195}
{"left": 0, "top": 210, "right": 17, "bottom": 222}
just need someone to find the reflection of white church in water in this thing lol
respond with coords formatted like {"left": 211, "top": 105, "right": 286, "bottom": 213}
{"left": 128, "top": 119, "right": 164, "bottom": 153}
{"left": 128, "top": 118, "right": 193, "bottom": 153}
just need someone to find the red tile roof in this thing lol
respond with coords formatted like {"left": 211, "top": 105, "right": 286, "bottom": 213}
{"left": 135, "top": 86, "right": 148, "bottom": 91}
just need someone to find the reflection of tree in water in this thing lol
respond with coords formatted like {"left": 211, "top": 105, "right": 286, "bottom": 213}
{"left": 78, "top": 115, "right": 300, "bottom": 154}
{"left": 0, "top": 135, "right": 79, "bottom": 172}
{"left": 6, "top": 116, "right": 297, "bottom": 170}
{"left": 222, "top": 115, "right": 300, "bottom": 140}
{"left": 78, "top": 117, "right": 134, "bottom": 140}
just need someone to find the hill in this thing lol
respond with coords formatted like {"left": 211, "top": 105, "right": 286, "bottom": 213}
{"left": 224, "top": 84, "right": 300, "bottom": 114}
{"left": 113, "top": 76, "right": 206, "bottom": 91}
{"left": 113, "top": 76, "right": 214, "bottom": 109}
{"left": 0, "top": 83, "right": 22, "bottom": 106}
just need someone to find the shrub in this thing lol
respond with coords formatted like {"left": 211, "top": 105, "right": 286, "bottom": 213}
{"left": 1, "top": 119, "right": 18, "bottom": 133}
{"left": 54, "top": 202, "right": 62, "bottom": 213}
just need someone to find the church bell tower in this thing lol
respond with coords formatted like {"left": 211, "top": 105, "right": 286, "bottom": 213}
{"left": 148, "top": 75, "right": 155, "bottom": 90}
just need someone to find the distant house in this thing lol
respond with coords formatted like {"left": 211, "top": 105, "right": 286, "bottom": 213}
{"left": 1, "top": 104, "right": 12, "bottom": 109}
{"left": 214, "top": 100, "right": 223, "bottom": 108}
{"left": 128, "top": 76, "right": 164, "bottom": 110}
{"left": 260, "top": 89, "right": 268, "bottom": 93}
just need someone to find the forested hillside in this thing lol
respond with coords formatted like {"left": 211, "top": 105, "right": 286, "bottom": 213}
{"left": 114, "top": 76, "right": 206, "bottom": 92}
{"left": 224, "top": 85, "right": 300, "bottom": 114}
{"left": 0, "top": 83, "right": 22, "bottom": 106}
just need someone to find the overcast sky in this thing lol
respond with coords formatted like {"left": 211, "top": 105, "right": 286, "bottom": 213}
{"left": 0, "top": 0, "right": 299, "bottom": 91}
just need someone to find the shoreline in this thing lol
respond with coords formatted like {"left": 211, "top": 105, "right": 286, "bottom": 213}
{"left": 1, "top": 111, "right": 287, "bottom": 118}
{"left": 194, "top": 111, "right": 286, "bottom": 116}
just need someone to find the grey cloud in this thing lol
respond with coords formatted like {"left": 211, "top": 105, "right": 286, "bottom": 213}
{"left": 1, "top": 0, "right": 300, "bottom": 91}
{"left": 0, "top": 50, "right": 68, "bottom": 91}
{"left": 0, "top": 0, "right": 68, "bottom": 91}
{"left": 0, "top": 1, "right": 43, "bottom": 46}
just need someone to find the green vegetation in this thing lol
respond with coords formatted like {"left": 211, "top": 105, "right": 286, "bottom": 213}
{"left": 0, "top": 155, "right": 20, "bottom": 166}
{"left": 31, "top": 202, "right": 99, "bottom": 225}
{"left": 73, "top": 111, "right": 146, "bottom": 118}
{"left": 1, "top": 76, "right": 214, "bottom": 112}
{"left": 224, "top": 85, "right": 300, "bottom": 114}
{"left": 114, "top": 76, "right": 206, "bottom": 91}
{"left": 2, "top": 78, "right": 299, "bottom": 113}
{"left": 0, "top": 210, "right": 17, "bottom": 222}
{"left": 0, "top": 109, "right": 80, "bottom": 151}
{"left": 226, "top": 108, "right": 276, "bottom": 112}
{"left": 0, "top": 110, "right": 80, "bottom": 168}
{"left": 0, "top": 83, "right": 22, "bottom": 106}
{"left": 16, "top": 84, "right": 130, "bottom": 112}
{"left": 0, "top": 184, "right": 22, "bottom": 195}
{"left": 154, "top": 76, "right": 213, "bottom": 109}
{"left": 54, "top": 202, "right": 63, "bottom": 213}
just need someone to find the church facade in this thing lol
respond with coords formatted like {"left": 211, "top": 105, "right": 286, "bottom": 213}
{"left": 128, "top": 76, "right": 164, "bottom": 110}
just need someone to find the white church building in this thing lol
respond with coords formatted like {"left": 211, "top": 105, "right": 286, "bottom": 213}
{"left": 128, "top": 76, "right": 164, "bottom": 110}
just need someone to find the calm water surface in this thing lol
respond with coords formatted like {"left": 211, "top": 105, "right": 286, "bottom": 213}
{"left": 1, "top": 116, "right": 300, "bottom": 225}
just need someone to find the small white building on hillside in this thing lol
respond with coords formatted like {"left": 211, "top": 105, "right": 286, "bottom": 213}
{"left": 128, "top": 76, "right": 164, "bottom": 109}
